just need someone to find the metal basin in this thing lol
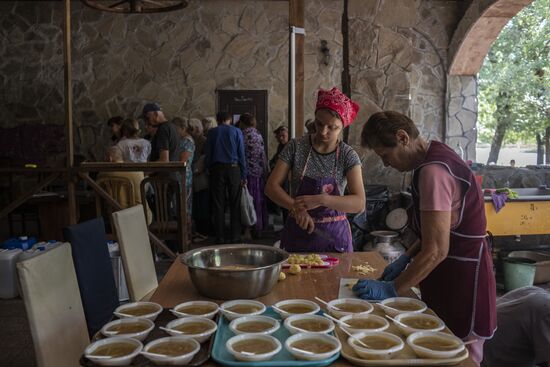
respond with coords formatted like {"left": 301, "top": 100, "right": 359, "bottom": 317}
{"left": 181, "top": 244, "right": 289, "bottom": 300}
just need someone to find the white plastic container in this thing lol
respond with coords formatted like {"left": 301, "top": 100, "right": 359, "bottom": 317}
{"left": 0, "top": 248, "right": 23, "bottom": 299}
{"left": 108, "top": 241, "right": 129, "bottom": 302}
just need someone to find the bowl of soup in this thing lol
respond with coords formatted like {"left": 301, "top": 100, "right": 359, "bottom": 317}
{"left": 339, "top": 314, "right": 390, "bottom": 334}
{"left": 379, "top": 297, "right": 427, "bottom": 317}
{"left": 101, "top": 317, "right": 155, "bottom": 341}
{"left": 393, "top": 312, "right": 445, "bottom": 336}
{"left": 114, "top": 301, "right": 163, "bottom": 321}
{"left": 220, "top": 300, "right": 266, "bottom": 321}
{"left": 226, "top": 334, "right": 282, "bottom": 362}
{"left": 347, "top": 331, "right": 404, "bottom": 360}
{"left": 273, "top": 299, "right": 320, "bottom": 319}
{"left": 407, "top": 331, "right": 465, "bottom": 359}
{"left": 327, "top": 298, "right": 373, "bottom": 319}
{"left": 229, "top": 315, "right": 280, "bottom": 335}
{"left": 85, "top": 336, "right": 142, "bottom": 366}
{"left": 171, "top": 300, "right": 219, "bottom": 319}
{"left": 142, "top": 336, "right": 201, "bottom": 365}
{"left": 285, "top": 332, "right": 341, "bottom": 361}
{"left": 284, "top": 315, "right": 335, "bottom": 335}
{"left": 164, "top": 316, "right": 218, "bottom": 343}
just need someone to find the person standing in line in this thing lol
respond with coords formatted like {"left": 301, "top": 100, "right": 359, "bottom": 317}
{"left": 189, "top": 118, "right": 210, "bottom": 237}
{"left": 239, "top": 113, "right": 268, "bottom": 238}
{"left": 173, "top": 117, "right": 195, "bottom": 240}
{"left": 143, "top": 102, "right": 182, "bottom": 222}
{"left": 115, "top": 118, "right": 151, "bottom": 163}
{"left": 269, "top": 126, "right": 289, "bottom": 171}
{"left": 205, "top": 111, "right": 247, "bottom": 243}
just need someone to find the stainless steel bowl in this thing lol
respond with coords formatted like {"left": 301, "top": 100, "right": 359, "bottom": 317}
{"left": 181, "top": 244, "right": 289, "bottom": 300}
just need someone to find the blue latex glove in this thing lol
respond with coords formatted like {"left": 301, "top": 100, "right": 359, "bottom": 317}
{"left": 380, "top": 254, "right": 411, "bottom": 281}
{"left": 352, "top": 279, "right": 398, "bottom": 300}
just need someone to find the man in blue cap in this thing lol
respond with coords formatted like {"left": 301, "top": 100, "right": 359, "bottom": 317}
{"left": 142, "top": 102, "right": 182, "bottom": 222}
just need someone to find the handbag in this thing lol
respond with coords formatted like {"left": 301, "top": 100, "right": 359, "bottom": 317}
{"left": 240, "top": 186, "right": 257, "bottom": 226}
{"left": 192, "top": 155, "right": 209, "bottom": 192}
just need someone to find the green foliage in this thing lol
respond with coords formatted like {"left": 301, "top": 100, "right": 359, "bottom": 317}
{"left": 478, "top": 0, "right": 550, "bottom": 145}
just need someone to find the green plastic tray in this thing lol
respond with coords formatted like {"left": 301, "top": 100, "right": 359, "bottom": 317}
{"left": 211, "top": 307, "right": 340, "bottom": 367}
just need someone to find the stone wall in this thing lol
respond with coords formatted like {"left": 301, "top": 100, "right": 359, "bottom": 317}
{"left": 0, "top": 0, "right": 501, "bottom": 193}
{"left": 0, "top": 0, "right": 342, "bottom": 160}
{"left": 347, "top": 0, "right": 468, "bottom": 191}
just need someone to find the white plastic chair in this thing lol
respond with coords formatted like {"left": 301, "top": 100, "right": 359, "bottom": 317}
{"left": 17, "top": 243, "right": 90, "bottom": 367}
{"left": 112, "top": 205, "right": 158, "bottom": 301}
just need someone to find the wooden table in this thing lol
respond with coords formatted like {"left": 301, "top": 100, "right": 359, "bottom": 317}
{"left": 151, "top": 251, "right": 476, "bottom": 367}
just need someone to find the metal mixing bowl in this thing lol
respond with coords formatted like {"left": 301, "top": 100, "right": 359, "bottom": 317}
{"left": 181, "top": 244, "right": 289, "bottom": 300}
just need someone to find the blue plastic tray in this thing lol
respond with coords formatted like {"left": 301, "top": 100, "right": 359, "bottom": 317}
{"left": 211, "top": 307, "right": 340, "bottom": 367}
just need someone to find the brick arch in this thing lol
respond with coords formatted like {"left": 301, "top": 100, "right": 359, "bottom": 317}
{"left": 448, "top": 0, "right": 534, "bottom": 76}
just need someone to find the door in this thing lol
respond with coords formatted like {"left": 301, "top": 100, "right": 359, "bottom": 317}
{"left": 217, "top": 90, "right": 268, "bottom": 152}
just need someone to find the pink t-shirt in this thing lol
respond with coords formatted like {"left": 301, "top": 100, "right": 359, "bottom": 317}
{"left": 418, "top": 163, "right": 462, "bottom": 227}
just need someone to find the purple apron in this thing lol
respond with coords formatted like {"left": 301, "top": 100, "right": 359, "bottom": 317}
{"left": 280, "top": 144, "right": 353, "bottom": 253}
{"left": 411, "top": 141, "right": 496, "bottom": 339}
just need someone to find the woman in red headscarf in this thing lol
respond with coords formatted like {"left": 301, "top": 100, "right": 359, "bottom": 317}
{"left": 265, "top": 87, "right": 365, "bottom": 252}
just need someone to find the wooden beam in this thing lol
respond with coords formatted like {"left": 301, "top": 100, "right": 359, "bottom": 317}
{"left": 77, "top": 162, "right": 187, "bottom": 172}
{"left": 0, "top": 173, "right": 60, "bottom": 220}
{"left": 79, "top": 172, "right": 177, "bottom": 259}
{"left": 63, "top": 0, "right": 77, "bottom": 225}
{"left": 289, "top": 0, "right": 304, "bottom": 138}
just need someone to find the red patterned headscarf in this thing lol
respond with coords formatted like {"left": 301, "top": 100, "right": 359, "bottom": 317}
{"left": 315, "top": 87, "right": 360, "bottom": 127}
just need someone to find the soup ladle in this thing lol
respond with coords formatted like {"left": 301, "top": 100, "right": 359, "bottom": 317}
{"left": 376, "top": 303, "right": 400, "bottom": 314}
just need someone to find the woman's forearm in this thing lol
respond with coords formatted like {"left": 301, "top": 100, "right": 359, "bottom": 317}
{"left": 265, "top": 182, "right": 294, "bottom": 210}
{"left": 322, "top": 194, "right": 365, "bottom": 213}
{"left": 394, "top": 247, "right": 446, "bottom": 294}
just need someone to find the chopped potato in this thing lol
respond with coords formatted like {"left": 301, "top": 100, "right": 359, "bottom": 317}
{"left": 288, "top": 264, "right": 302, "bottom": 275}
{"left": 352, "top": 263, "right": 376, "bottom": 275}
{"left": 278, "top": 272, "right": 286, "bottom": 281}
{"left": 287, "top": 254, "right": 325, "bottom": 266}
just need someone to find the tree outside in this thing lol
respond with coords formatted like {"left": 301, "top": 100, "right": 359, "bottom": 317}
{"left": 477, "top": 0, "right": 549, "bottom": 165}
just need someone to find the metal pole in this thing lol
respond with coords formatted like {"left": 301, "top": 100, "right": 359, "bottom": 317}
{"left": 63, "top": 0, "right": 76, "bottom": 225}
{"left": 289, "top": 26, "right": 305, "bottom": 140}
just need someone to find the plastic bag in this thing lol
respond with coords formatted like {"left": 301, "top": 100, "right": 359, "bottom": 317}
{"left": 241, "top": 186, "right": 257, "bottom": 226}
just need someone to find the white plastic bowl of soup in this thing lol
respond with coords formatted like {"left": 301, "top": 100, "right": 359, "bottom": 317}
{"left": 114, "top": 301, "right": 163, "bottom": 321}
{"left": 229, "top": 315, "right": 280, "bottom": 335}
{"left": 347, "top": 331, "right": 404, "bottom": 360}
{"left": 284, "top": 314, "right": 335, "bottom": 335}
{"left": 407, "top": 331, "right": 465, "bottom": 359}
{"left": 220, "top": 300, "right": 266, "bottom": 321}
{"left": 100, "top": 317, "right": 155, "bottom": 341}
{"left": 85, "top": 336, "right": 142, "bottom": 366}
{"left": 143, "top": 336, "right": 201, "bottom": 365}
{"left": 164, "top": 317, "right": 218, "bottom": 343}
{"left": 285, "top": 332, "right": 341, "bottom": 361}
{"left": 170, "top": 300, "right": 219, "bottom": 319}
{"left": 379, "top": 297, "right": 427, "bottom": 317}
{"left": 273, "top": 299, "right": 320, "bottom": 319}
{"left": 339, "top": 314, "right": 390, "bottom": 334}
{"left": 226, "top": 334, "right": 282, "bottom": 362}
{"left": 327, "top": 298, "right": 373, "bottom": 319}
{"left": 393, "top": 312, "right": 445, "bottom": 336}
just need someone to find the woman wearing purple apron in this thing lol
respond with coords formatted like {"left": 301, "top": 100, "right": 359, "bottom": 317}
{"left": 265, "top": 87, "right": 365, "bottom": 253}
{"left": 354, "top": 111, "right": 496, "bottom": 366}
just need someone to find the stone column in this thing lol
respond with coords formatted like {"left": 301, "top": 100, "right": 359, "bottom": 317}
{"left": 446, "top": 75, "right": 478, "bottom": 161}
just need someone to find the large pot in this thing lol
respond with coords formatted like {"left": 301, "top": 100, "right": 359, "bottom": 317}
{"left": 181, "top": 244, "right": 289, "bottom": 300}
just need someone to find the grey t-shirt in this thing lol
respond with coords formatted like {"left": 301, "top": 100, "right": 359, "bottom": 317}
{"left": 482, "top": 286, "right": 550, "bottom": 367}
{"left": 278, "top": 135, "right": 361, "bottom": 197}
